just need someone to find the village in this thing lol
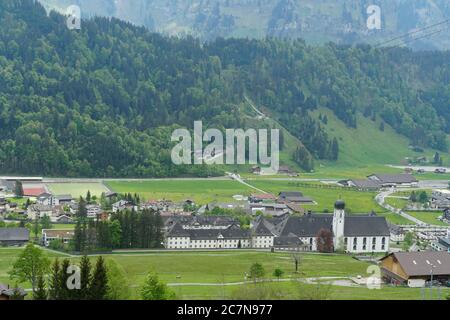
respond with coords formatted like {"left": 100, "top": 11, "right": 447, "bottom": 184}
{"left": 1, "top": 168, "right": 450, "bottom": 300}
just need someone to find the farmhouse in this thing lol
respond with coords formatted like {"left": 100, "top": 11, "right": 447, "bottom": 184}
{"left": 0, "top": 228, "right": 29, "bottom": 246}
{"left": 278, "top": 191, "right": 314, "bottom": 204}
{"left": 27, "top": 204, "right": 53, "bottom": 220}
{"left": 348, "top": 179, "right": 381, "bottom": 191}
{"left": 42, "top": 229, "right": 75, "bottom": 247}
{"left": 380, "top": 251, "right": 450, "bottom": 287}
{"left": 249, "top": 193, "right": 277, "bottom": 203}
{"left": 367, "top": 174, "right": 418, "bottom": 187}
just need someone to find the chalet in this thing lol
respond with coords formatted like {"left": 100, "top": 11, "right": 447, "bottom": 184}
{"left": 0, "top": 228, "right": 29, "bottom": 246}
{"left": 54, "top": 215, "right": 74, "bottom": 224}
{"left": 248, "top": 203, "right": 288, "bottom": 217}
{"left": 27, "top": 204, "right": 53, "bottom": 220}
{"left": 37, "top": 193, "right": 53, "bottom": 205}
{"left": 0, "top": 284, "right": 27, "bottom": 300}
{"left": 112, "top": 200, "right": 137, "bottom": 213}
{"left": 42, "top": 229, "right": 75, "bottom": 247}
{"left": 367, "top": 174, "right": 418, "bottom": 187}
{"left": 431, "top": 229, "right": 450, "bottom": 252}
{"left": 53, "top": 194, "right": 73, "bottom": 206}
{"left": 86, "top": 204, "right": 101, "bottom": 218}
{"left": 249, "top": 193, "right": 276, "bottom": 203}
{"left": 278, "top": 191, "right": 314, "bottom": 204}
{"left": 37, "top": 193, "right": 72, "bottom": 206}
{"left": 380, "top": 252, "right": 450, "bottom": 287}
{"left": 389, "top": 224, "right": 405, "bottom": 243}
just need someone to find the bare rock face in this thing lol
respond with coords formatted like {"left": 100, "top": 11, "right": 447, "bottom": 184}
{"left": 39, "top": 0, "right": 450, "bottom": 50}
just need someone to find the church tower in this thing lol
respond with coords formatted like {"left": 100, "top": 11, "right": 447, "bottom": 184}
{"left": 332, "top": 200, "right": 346, "bottom": 250}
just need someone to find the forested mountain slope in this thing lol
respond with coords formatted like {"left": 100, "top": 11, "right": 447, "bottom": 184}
{"left": 0, "top": 0, "right": 449, "bottom": 177}
{"left": 40, "top": 0, "right": 450, "bottom": 50}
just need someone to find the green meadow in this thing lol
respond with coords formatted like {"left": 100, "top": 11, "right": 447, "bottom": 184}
{"left": 47, "top": 182, "right": 109, "bottom": 198}
{"left": 2, "top": 248, "right": 447, "bottom": 300}
{"left": 106, "top": 179, "right": 253, "bottom": 203}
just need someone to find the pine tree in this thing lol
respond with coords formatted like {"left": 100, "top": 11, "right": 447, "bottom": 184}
{"left": 14, "top": 180, "right": 24, "bottom": 198}
{"left": 59, "top": 259, "right": 72, "bottom": 300}
{"left": 90, "top": 256, "right": 109, "bottom": 300}
{"left": 48, "top": 259, "right": 61, "bottom": 300}
{"left": 34, "top": 275, "right": 47, "bottom": 300}
{"left": 79, "top": 256, "right": 92, "bottom": 300}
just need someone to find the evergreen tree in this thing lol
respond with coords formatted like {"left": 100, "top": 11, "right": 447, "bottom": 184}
{"left": 48, "top": 259, "right": 61, "bottom": 300}
{"left": 90, "top": 257, "right": 109, "bottom": 300}
{"left": 34, "top": 275, "right": 47, "bottom": 300}
{"left": 79, "top": 256, "right": 92, "bottom": 300}
{"left": 14, "top": 180, "right": 24, "bottom": 198}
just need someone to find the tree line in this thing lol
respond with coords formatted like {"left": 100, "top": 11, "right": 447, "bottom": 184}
{"left": 0, "top": 0, "right": 448, "bottom": 176}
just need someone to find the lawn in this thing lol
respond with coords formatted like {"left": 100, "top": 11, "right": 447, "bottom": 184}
{"left": 46, "top": 182, "right": 109, "bottom": 198}
{"left": 2, "top": 248, "right": 447, "bottom": 300}
{"left": 406, "top": 211, "right": 449, "bottom": 226}
{"left": 106, "top": 179, "right": 253, "bottom": 204}
{"left": 248, "top": 180, "right": 383, "bottom": 213}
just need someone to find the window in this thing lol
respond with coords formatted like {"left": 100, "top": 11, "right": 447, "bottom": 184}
{"left": 363, "top": 237, "right": 367, "bottom": 245}
{"left": 344, "top": 238, "right": 348, "bottom": 245}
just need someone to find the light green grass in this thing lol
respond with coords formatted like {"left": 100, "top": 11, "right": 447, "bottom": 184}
{"left": 248, "top": 180, "right": 381, "bottom": 213}
{"left": 47, "top": 183, "right": 109, "bottom": 198}
{"left": 3, "top": 248, "right": 447, "bottom": 300}
{"left": 106, "top": 179, "right": 253, "bottom": 203}
{"left": 406, "top": 211, "right": 449, "bottom": 226}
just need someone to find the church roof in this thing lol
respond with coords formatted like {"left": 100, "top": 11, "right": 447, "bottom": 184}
{"left": 344, "top": 216, "right": 390, "bottom": 237}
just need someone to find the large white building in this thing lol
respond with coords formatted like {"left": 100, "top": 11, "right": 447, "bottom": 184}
{"left": 165, "top": 201, "right": 390, "bottom": 253}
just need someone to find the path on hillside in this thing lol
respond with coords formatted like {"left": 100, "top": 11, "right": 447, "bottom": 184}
{"left": 226, "top": 172, "right": 268, "bottom": 194}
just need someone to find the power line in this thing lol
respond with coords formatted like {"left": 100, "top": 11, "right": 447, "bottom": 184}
{"left": 383, "top": 23, "right": 450, "bottom": 50}
{"left": 375, "top": 17, "right": 450, "bottom": 48}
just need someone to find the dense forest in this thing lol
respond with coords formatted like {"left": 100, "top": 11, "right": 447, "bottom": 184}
{"left": 0, "top": 0, "right": 449, "bottom": 177}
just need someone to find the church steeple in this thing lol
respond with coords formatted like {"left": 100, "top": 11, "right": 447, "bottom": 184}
{"left": 332, "top": 200, "right": 345, "bottom": 251}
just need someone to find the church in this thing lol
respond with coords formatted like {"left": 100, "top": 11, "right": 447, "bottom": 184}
{"left": 165, "top": 200, "right": 390, "bottom": 253}
{"left": 255, "top": 200, "right": 390, "bottom": 253}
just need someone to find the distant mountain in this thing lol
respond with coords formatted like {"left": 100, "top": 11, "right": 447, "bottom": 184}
{"left": 39, "top": 0, "right": 450, "bottom": 50}
{"left": 1, "top": 0, "right": 449, "bottom": 178}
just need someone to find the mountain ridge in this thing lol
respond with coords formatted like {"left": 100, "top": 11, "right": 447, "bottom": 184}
{"left": 39, "top": 0, "right": 450, "bottom": 50}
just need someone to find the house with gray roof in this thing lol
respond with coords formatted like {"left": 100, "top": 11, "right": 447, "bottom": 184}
{"left": 278, "top": 191, "right": 314, "bottom": 204}
{"left": 367, "top": 174, "right": 418, "bottom": 187}
{"left": 0, "top": 228, "right": 29, "bottom": 246}
{"left": 380, "top": 251, "right": 450, "bottom": 287}
{"left": 0, "top": 284, "right": 27, "bottom": 300}
{"left": 348, "top": 179, "right": 382, "bottom": 191}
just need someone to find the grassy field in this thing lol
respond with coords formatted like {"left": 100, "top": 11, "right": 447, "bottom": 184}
{"left": 406, "top": 211, "right": 448, "bottom": 226}
{"left": 106, "top": 179, "right": 253, "bottom": 203}
{"left": 2, "top": 248, "right": 447, "bottom": 300}
{"left": 46, "top": 182, "right": 109, "bottom": 198}
{"left": 248, "top": 180, "right": 381, "bottom": 213}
